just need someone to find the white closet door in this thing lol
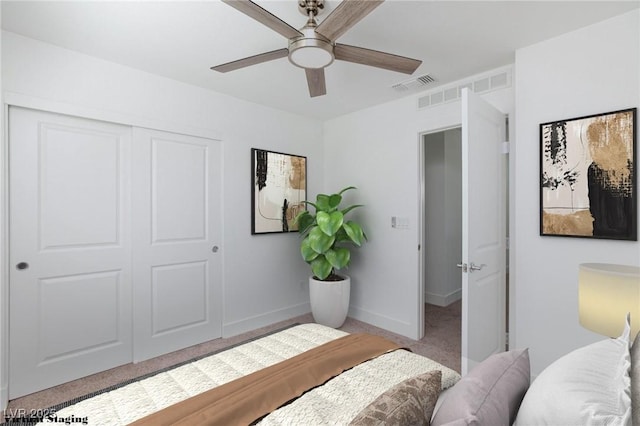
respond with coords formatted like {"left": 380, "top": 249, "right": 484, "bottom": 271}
{"left": 9, "top": 107, "right": 133, "bottom": 398}
{"left": 132, "top": 128, "right": 222, "bottom": 362}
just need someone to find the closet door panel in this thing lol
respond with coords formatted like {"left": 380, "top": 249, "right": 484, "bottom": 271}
{"left": 8, "top": 107, "right": 133, "bottom": 398}
{"left": 132, "top": 128, "right": 222, "bottom": 362}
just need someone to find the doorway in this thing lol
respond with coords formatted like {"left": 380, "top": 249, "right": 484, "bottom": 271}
{"left": 418, "top": 91, "right": 510, "bottom": 374}
{"left": 420, "top": 128, "right": 463, "bottom": 369}
{"left": 422, "top": 128, "right": 463, "bottom": 308}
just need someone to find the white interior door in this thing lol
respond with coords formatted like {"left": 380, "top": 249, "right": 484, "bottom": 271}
{"left": 461, "top": 89, "right": 507, "bottom": 375}
{"left": 132, "top": 128, "right": 222, "bottom": 362}
{"left": 9, "top": 107, "right": 133, "bottom": 398}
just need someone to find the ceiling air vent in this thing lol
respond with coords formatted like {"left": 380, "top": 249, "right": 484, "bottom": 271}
{"left": 392, "top": 73, "right": 436, "bottom": 93}
{"left": 416, "top": 74, "right": 436, "bottom": 85}
{"left": 417, "top": 66, "right": 512, "bottom": 110}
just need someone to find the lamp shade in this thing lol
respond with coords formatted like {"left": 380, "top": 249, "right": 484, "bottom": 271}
{"left": 578, "top": 263, "right": 640, "bottom": 339}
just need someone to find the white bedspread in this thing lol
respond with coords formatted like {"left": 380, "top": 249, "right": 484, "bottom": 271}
{"left": 38, "top": 323, "right": 460, "bottom": 426}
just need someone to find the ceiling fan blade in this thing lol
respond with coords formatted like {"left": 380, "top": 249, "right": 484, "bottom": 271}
{"left": 305, "top": 68, "right": 327, "bottom": 97}
{"left": 222, "top": 0, "right": 302, "bottom": 39}
{"left": 334, "top": 43, "right": 421, "bottom": 74}
{"left": 211, "top": 48, "right": 289, "bottom": 73}
{"left": 315, "top": 0, "right": 384, "bottom": 41}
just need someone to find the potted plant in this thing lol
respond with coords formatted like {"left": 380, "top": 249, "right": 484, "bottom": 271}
{"left": 294, "top": 186, "right": 367, "bottom": 328}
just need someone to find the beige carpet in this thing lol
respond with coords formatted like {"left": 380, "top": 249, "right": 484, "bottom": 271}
{"left": 4, "top": 302, "right": 460, "bottom": 415}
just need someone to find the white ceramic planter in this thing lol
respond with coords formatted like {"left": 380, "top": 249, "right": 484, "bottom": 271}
{"left": 309, "top": 275, "right": 350, "bottom": 328}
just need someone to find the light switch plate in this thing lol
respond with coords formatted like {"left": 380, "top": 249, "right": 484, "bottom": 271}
{"left": 391, "top": 216, "right": 410, "bottom": 229}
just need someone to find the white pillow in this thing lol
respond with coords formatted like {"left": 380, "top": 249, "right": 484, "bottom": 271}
{"left": 631, "top": 330, "right": 639, "bottom": 426}
{"left": 514, "top": 319, "right": 632, "bottom": 426}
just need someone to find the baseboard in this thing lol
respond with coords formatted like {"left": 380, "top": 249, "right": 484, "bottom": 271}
{"left": 222, "top": 302, "right": 310, "bottom": 338}
{"left": 424, "top": 289, "right": 462, "bottom": 307}
{"left": 347, "top": 305, "right": 415, "bottom": 340}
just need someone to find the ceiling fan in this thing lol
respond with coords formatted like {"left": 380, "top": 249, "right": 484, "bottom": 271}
{"left": 211, "top": 0, "right": 422, "bottom": 97}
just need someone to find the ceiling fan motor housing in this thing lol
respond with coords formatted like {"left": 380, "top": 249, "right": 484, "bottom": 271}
{"left": 288, "top": 27, "right": 335, "bottom": 69}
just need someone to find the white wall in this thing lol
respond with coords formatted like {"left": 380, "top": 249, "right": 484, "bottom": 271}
{"left": 323, "top": 77, "right": 514, "bottom": 339}
{"left": 423, "top": 129, "right": 462, "bottom": 306}
{"left": 0, "top": 31, "right": 324, "bottom": 341}
{"left": 512, "top": 10, "right": 640, "bottom": 376}
{"left": 443, "top": 129, "right": 462, "bottom": 302}
{"left": 424, "top": 132, "right": 447, "bottom": 303}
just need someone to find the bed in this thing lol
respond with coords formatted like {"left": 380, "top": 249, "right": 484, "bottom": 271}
{"left": 33, "top": 324, "right": 460, "bottom": 425}
{"left": 29, "top": 319, "right": 638, "bottom": 426}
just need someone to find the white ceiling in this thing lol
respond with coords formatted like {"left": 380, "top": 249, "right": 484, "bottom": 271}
{"left": 2, "top": 1, "right": 638, "bottom": 120}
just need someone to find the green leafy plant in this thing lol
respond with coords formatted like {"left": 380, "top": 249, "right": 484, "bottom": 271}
{"left": 294, "top": 186, "right": 367, "bottom": 281}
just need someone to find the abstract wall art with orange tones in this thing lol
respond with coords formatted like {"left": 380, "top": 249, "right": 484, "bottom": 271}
{"left": 540, "top": 108, "right": 637, "bottom": 240}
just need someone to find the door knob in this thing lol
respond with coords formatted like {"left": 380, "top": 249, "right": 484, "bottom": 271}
{"left": 469, "top": 262, "right": 486, "bottom": 271}
{"left": 16, "top": 262, "right": 29, "bottom": 270}
{"left": 456, "top": 262, "right": 468, "bottom": 273}
{"left": 211, "top": 246, "right": 219, "bottom": 253}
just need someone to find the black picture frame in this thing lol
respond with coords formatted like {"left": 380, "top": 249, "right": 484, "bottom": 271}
{"left": 540, "top": 107, "right": 637, "bottom": 240}
{"left": 251, "top": 148, "right": 307, "bottom": 234}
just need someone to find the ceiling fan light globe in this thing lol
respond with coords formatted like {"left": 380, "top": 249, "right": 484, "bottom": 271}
{"left": 288, "top": 29, "right": 334, "bottom": 69}
{"left": 289, "top": 45, "right": 334, "bottom": 69}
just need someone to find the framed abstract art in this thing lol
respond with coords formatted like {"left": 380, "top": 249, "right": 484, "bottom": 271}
{"left": 251, "top": 148, "right": 307, "bottom": 234}
{"left": 540, "top": 108, "right": 637, "bottom": 240}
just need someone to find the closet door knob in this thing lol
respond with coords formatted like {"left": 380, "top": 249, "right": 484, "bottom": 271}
{"left": 16, "top": 262, "right": 29, "bottom": 270}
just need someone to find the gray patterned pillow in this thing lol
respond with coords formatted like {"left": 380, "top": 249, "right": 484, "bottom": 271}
{"left": 349, "top": 370, "right": 442, "bottom": 426}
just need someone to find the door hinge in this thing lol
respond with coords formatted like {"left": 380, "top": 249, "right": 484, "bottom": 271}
{"left": 501, "top": 141, "right": 510, "bottom": 154}
{"left": 505, "top": 332, "right": 510, "bottom": 350}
